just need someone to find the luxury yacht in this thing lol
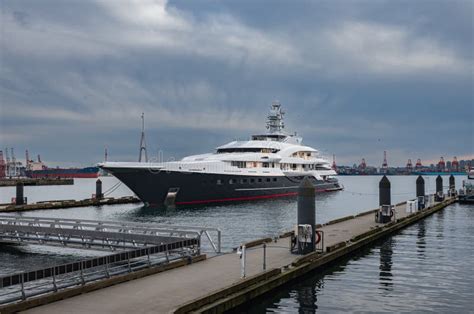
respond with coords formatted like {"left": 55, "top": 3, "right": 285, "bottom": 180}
{"left": 100, "top": 103, "right": 342, "bottom": 206}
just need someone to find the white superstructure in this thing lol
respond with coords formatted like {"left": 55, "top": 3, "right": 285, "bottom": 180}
{"left": 104, "top": 102, "right": 336, "bottom": 180}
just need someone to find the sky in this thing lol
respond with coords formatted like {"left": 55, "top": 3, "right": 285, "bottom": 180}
{"left": 0, "top": 0, "right": 473, "bottom": 167}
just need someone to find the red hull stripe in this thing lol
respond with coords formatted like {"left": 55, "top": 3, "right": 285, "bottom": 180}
{"left": 175, "top": 192, "right": 299, "bottom": 205}
{"left": 173, "top": 187, "right": 343, "bottom": 206}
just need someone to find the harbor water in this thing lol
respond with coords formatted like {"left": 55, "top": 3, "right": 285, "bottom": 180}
{"left": 246, "top": 202, "right": 473, "bottom": 313}
{"left": 0, "top": 175, "right": 472, "bottom": 312}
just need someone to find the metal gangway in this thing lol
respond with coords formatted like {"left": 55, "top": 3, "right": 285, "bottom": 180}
{"left": 0, "top": 215, "right": 222, "bottom": 306}
{"left": 0, "top": 215, "right": 221, "bottom": 252}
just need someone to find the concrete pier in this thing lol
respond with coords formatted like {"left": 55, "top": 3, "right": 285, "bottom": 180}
{"left": 0, "top": 195, "right": 457, "bottom": 314}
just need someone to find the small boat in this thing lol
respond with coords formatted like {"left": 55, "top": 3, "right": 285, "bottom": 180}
{"left": 459, "top": 170, "right": 474, "bottom": 204}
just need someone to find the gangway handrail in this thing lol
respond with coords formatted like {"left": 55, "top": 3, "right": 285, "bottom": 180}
{"left": 0, "top": 215, "right": 222, "bottom": 253}
{"left": 0, "top": 242, "right": 199, "bottom": 305}
{"left": 0, "top": 215, "right": 221, "bottom": 232}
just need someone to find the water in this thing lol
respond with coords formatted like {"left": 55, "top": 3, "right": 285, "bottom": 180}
{"left": 0, "top": 175, "right": 470, "bottom": 304}
{"left": 244, "top": 202, "right": 474, "bottom": 313}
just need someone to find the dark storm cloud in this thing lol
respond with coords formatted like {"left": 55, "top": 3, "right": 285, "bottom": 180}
{"left": 0, "top": 0, "right": 472, "bottom": 166}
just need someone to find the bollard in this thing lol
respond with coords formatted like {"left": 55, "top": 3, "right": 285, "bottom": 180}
{"left": 95, "top": 179, "right": 103, "bottom": 200}
{"left": 377, "top": 176, "right": 392, "bottom": 223}
{"left": 297, "top": 177, "right": 316, "bottom": 254}
{"left": 240, "top": 245, "right": 246, "bottom": 278}
{"left": 16, "top": 182, "right": 24, "bottom": 205}
{"left": 416, "top": 175, "right": 425, "bottom": 209}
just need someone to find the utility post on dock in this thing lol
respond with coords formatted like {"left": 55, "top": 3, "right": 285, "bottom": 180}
{"left": 296, "top": 177, "right": 316, "bottom": 254}
{"left": 416, "top": 175, "right": 425, "bottom": 209}
{"left": 435, "top": 175, "right": 444, "bottom": 202}
{"left": 376, "top": 176, "right": 393, "bottom": 223}
{"left": 95, "top": 179, "right": 103, "bottom": 200}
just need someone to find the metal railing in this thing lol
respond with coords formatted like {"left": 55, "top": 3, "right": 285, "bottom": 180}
{"left": 0, "top": 244, "right": 196, "bottom": 305}
{"left": 0, "top": 215, "right": 221, "bottom": 253}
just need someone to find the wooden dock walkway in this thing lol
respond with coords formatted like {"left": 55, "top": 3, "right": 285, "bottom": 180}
{"left": 6, "top": 197, "right": 454, "bottom": 314}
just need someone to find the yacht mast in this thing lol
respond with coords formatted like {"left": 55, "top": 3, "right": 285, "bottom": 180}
{"left": 266, "top": 101, "right": 285, "bottom": 134}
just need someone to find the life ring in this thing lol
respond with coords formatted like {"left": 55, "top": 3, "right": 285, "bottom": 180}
{"left": 390, "top": 210, "right": 394, "bottom": 217}
{"left": 315, "top": 231, "right": 321, "bottom": 245}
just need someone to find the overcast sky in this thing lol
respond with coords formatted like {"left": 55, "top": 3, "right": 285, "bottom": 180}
{"left": 0, "top": 0, "right": 472, "bottom": 167}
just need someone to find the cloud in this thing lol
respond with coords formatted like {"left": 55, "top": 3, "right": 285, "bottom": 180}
{"left": 0, "top": 0, "right": 472, "bottom": 166}
{"left": 323, "top": 21, "right": 467, "bottom": 76}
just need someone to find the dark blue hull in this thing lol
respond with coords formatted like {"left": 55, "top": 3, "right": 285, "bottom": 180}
{"left": 104, "top": 167, "right": 342, "bottom": 207}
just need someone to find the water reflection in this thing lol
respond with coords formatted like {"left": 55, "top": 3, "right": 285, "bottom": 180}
{"left": 295, "top": 285, "right": 318, "bottom": 313}
{"left": 379, "top": 238, "right": 394, "bottom": 292}
{"left": 416, "top": 219, "right": 426, "bottom": 259}
{"left": 435, "top": 210, "right": 445, "bottom": 239}
{"left": 253, "top": 204, "right": 473, "bottom": 313}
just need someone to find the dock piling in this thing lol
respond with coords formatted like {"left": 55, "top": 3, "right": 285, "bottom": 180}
{"left": 95, "top": 179, "right": 103, "bottom": 200}
{"left": 377, "top": 176, "right": 392, "bottom": 223}
{"left": 435, "top": 175, "right": 444, "bottom": 201}
{"left": 449, "top": 175, "right": 456, "bottom": 197}
{"left": 296, "top": 177, "right": 316, "bottom": 254}
{"left": 416, "top": 175, "right": 425, "bottom": 209}
{"left": 16, "top": 182, "right": 25, "bottom": 205}
{"left": 379, "top": 175, "right": 391, "bottom": 206}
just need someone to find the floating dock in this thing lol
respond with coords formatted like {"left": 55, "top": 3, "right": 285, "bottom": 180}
{"left": 0, "top": 178, "right": 73, "bottom": 187}
{"left": 0, "top": 194, "right": 456, "bottom": 313}
{"left": 0, "top": 196, "right": 141, "bottom": 213}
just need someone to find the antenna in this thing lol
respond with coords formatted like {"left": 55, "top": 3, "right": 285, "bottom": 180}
{"left": 104, "top": 146, "right": 108, "bottom": 162}
{"left": 138, "top": 113, "right": 148, "bottom": 162}
{"left": 266, "top": 101, "right": 285, "bottom": 134}
{"left": 382, "top": 151, "right": 388, "bottom": 168}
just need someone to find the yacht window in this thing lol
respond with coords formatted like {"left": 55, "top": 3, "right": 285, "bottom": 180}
{"left": 263, "top": 163, "right": 269, "bottom": 168}
{"left": 258, "top": 178, "right": 262, "bottom": 183}
{"left": 241, "top": 178, "right": 248, "bottom": 184}
{"left": 229, "top": 179, "right": 236, "bottom": 184}
{"left": 292, "top": 164, "right": 297, "bottom": 170}
{"left": 271, "top": 163, "right": 275, "bottom": 168}
{"left": 266, "top": 178, "right": 271, "bottom": 182}
{"left": 231, "top": 161, "right": 246, "bottom": 168}
{"left": 273, "top": 178, "right": 277, "bottom": 182}
{"left": 218, "top": 147, "right": 279, "bottom": 154}
{"left": 250, "top": 178, "right": 255, "bottom": 183}
{"left": 217, "top": 179, "right": 222, "bottom": 185}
